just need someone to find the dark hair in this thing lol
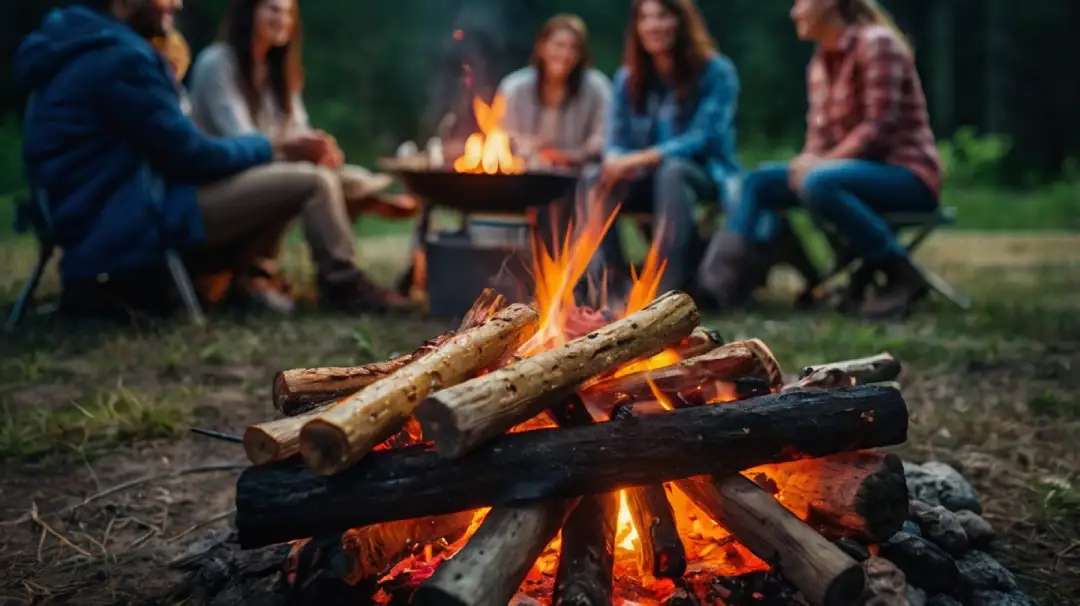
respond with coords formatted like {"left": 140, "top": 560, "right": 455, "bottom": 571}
{"left": 623, "top": 0, "right": 716, "bottom": 112}
{"left": 80, "top": 0, "right": 114, "bottom": 10}
{"left": 218, "top": 0, "right": 304, "bottom": 121}
{"left": 530, "top": 14, "right": 592, "bottom": 104}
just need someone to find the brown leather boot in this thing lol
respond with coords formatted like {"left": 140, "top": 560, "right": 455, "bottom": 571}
{"left": 858, "top": 254, "right": 929, "bottom": 319}
{"left": 320, "top": 272, "right": 418, "bottom": 315}
{"left": 695, "top": 232, "right": 763, "bottom": 310}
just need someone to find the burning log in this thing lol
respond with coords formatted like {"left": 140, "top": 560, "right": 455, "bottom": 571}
{"left": 416, "top": 290, "right": 700, "bottom": 459}
{"left": 672, "top": 326, "right": 724, "bottom": 359}
{"left": 236, "top": 385, "right": 907, "bottom": 547}
{"left": 746, "top": 451, "right": 909, "bottom": 543}
{"left": 298, "top": 303, "right": 539, "bottom": 475}
{"left": 800, "top": 353, "right": 901, "bottom": 385}
{"left": 611, "top": 405, "right": 687, "bottom": 580}
{"left": 674, "top": 474, "right": 866, "bottom": 606}
{"left": 339, "top": 510, "right": 474, "bottom": 583}
{"left": 411, "top": 500, "right": 574, "bottom": 606}
{"left": 581, "top": 339, "right": 783, "bottom": 413}
{"left": 272, "top": 289, "right": 507, "bottom": 415}
{"left": 553, "top": 492, "right": 618, "bottom": 605}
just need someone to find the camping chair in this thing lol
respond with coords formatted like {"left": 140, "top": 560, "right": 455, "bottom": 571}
{"left": 4, "top": 189, "right": 205, "bottom": 331}
{"left": 814, "top": 206, "right": 971, "bottom": 310}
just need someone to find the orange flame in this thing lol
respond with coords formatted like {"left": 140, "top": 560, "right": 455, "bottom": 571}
{"left": 453, "top": 94, "right": 525, "bottom": 175}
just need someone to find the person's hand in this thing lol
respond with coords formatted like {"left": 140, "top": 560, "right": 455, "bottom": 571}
{"left": 314, "top": 130, "right": 345, "bottom": 169}
{"left": 788, "top": 153, "right": 822, "bottom": 192}
{"left": 273, "top": 132, "right": 331, "bottom": 163}
{"left": 599, "top": 154, "right": 639, "bottom": 188}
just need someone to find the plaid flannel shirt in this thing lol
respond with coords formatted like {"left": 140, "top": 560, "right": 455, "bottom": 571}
{"left": 804, "top": 25, "right": 943, "bottom": 196}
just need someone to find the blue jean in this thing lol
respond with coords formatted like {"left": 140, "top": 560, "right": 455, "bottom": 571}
{"left": 726, "top": 160, "right": 938, "bottom": 263}
{"left": 578, "top": 158, "right": 717, "bottom": 294}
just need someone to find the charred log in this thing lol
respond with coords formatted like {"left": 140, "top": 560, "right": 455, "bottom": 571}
{"left": 552, "top": 491, "right": 618, "bottom": 605}
{"left": 236, "top": 385, "right": 908, "bottom": 547}
{"left": 674, "top": 474, "right": 865, "bottom": 606}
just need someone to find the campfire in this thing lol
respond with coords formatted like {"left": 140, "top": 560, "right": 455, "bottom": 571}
{"left": 240, "top": 212, "right": 911, "bottom": 605}
{"left": 453, "top": 94, "right": 525, "bottom": 175}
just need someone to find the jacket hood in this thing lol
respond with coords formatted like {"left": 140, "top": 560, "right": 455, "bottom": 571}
{"left": 15, "top": 6, "right": 139, "bottom": 92}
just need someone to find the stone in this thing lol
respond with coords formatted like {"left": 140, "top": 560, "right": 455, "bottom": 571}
{"left": 862, "top": 556, "right": 909, "bottom": 605}
{"left": 904, "top": 461, "right": 982, "bottom": 514}
{"left": 909, "top": 501, "right": 969, "bottom": 556}
{"left": 926, "top": 595, "right": 963, "bottom": 606}
{"left": 957, "top": 551, "right": 1018, "bottom": 592}
{"left": 954, "top": 510, "right": 997, "bottom": 548}
{"left": 905, "top": 585, "right": 928, "bottom": 606}
{"left": 879, "top": 532, "right": 961, "bottom": 597}
{"left": 969, "top": 590, "right": 1035, "bottom": 606}
{"left": 833, "top": 537, "right": 871, "bottom": 561}
{"left": 901, "top": 519, "right": 923, "bottom": 537}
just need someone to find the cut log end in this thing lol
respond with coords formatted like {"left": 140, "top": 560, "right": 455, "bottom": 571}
{"left": 298, "top": 420, "right": 350, "bottom": 476}
{"left": 243, "top": 425, "right": 286, "bottom": 466}
{"left": 853, "top": 453, "right": 909, "bottom": 542}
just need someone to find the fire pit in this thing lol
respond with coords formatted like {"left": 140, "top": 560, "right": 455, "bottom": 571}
{"left": 379, "top": 95, "right": 580, "bottom": 318}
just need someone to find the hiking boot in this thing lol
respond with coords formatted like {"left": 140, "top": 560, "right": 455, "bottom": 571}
{"left": 696, "top": 232, "right": 765, "bottom": 310}
{"left": 231, "top": 273, "right": 296, "bottom": 315}
{"left": 858, "top": 254, "right": 929, "bottom": 320}
{"left": 320, "top": 273, "right": 418, "bottom": 314}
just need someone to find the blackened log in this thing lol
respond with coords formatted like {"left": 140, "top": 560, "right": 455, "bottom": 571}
{"left": 235, "top": 385, "right": 907, "bottom": 547}
{"left": 552, "top": 492, "right": 618, "bottom": 605}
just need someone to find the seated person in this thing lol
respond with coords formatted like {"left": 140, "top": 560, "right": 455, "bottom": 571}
{"left": 16, "top": 0, "right": 412, "bottom": 316}
{"left": 581, "top": 0, "right": 740, "bottom": 298}
{"left": 188, "top": 0, "right": 415, "bottom": 234}
{"left": 497, "top": 14, "right": 611, "bottom": 168}
{"left": 698, "top": 0, "right": 942, "bottom": 319}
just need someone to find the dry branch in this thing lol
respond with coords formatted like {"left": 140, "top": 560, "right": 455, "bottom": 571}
{"left": 298, "top": 303, "right": 539, "bottom": 475}
{"left": 800, "top": 353, "right": 901, "bottom": 385}
{"left": 675, "top": 474, "right": 865, "bottom": 606}
{"left": 415, "top": 290, "right": 700, "bottom": 459}
{"left": 236, "top": 385, "right": 908, "bottom": 547}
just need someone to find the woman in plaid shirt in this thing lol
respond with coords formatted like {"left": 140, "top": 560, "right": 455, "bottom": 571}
{"left": 699, "top": 0, "right": 942, "bottom": 319}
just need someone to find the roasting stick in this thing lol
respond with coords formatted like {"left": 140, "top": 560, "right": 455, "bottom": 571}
{"left": 415, "top": 290, "right": 701, "bottom": 459}
{"left": 235, "top": 386, "right": 910, "bottom": 547}
{"left": 298, "top": 303, "right": 539, "bottom": 475}
{"left": 272, "top": 289, "right": 507, "bottom": 415}
{"left": 674, "top": 474, "right": 866, "bottom": 606}
{"left": 243, "top": 291, "right": 509, "bottom": 465}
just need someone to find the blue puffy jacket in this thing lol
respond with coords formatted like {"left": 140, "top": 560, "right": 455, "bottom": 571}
{"left": 15, "top": 6, "right": 273, "bottom": 282}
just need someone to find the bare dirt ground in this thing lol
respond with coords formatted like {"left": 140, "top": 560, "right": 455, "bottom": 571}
{"left": 0, "top": 231, "right": 1078, "bottom": 605}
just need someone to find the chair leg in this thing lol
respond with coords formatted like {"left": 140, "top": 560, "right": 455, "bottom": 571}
{"left": 916, "top": 264, "right": 972, "bottom": 310}
{"left": 166, "top": 250, "right": 206, "bottom": 325}
{"left": 5, "top": 251, "right": 51, "bottom": 332}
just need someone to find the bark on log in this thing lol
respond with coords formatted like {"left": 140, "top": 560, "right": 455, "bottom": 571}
{"left": 411, "top": 500, "right": 575, "bottom": 606}
{"left": 581, "top": 338, "right": 782, "bottom": 413}
{"left": 745, "top": 451, "right": 909, "bottom": 543}
{"left": 800, "top": 353, "right": 901, "bottom": 385}
{"left": 610, "top": 406, "right": 686, "bottom": 580}
{"left": 236, "top": 385, "right": 908, "bottom": 547}
{"left": 553, "top": 491, "right": 618, "bottom": 605}
{"left": 298, "top": 303, "right": 539, "bottom": 475}
{"left": 416, "top": 290, "right": 700, "bottom": 459}
{"left": 272, "top": 289, "right": 507, "bottom": 415}
{"left": 674, "top": 474, "right": 865, "bottom": 606}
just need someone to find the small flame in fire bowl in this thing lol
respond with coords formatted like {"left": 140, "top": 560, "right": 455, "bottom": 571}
{"left": 453, "top": 94, "right": 525, "bottom": 175}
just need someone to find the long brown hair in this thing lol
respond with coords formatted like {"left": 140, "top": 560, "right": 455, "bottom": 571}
{"left": 530, "top": 14, "right": 593, "bottom": 103}
{"left": 623, "top": 0, "right": 716, "bottom": 112}
{"left": 218, "top": 0, "right": 305, "bottom": 120}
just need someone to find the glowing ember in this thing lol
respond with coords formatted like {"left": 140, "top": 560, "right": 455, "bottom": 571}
{"left": 453, "top": 94, "right": 525, "bottom": 175}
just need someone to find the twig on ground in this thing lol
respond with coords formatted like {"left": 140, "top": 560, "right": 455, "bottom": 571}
{"left": 166, "top": 509, "right": 236, "bottom": 543}
{"left": 30, "top": 503, "right": 92, "bottom": 560}
{"left": 2, "top": 462, "right": 248, "bottom": 526}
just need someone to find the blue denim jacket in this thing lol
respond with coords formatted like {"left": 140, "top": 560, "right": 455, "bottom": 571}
{"left": 606, "top": 54, "right": 741, "bottom": 201}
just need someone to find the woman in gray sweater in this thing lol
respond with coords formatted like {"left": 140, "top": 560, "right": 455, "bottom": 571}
{"left": 497, "top": 14, "right": 612, "bottom": 168}
{"left": 188, "top": 0, "right": 415, "bottom": 222}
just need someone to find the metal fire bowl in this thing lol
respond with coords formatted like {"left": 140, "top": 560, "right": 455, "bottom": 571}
{"left": 379, "top": 160, "right": 579, "bottom": 214}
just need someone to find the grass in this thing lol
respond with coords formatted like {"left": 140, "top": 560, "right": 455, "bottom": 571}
{"left": 0, "top": 226, "right": 1079, "bottom": 602}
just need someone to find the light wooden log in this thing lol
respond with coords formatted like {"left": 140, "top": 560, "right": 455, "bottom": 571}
{"left": 415, "top": 290, "right": 700, "bottom": 459}
{"left": 674, "top": 474, "right": 865, "bottom": 606}
{"left": 800, "top": 353, "right": 901, "bottom": 385}
{"left": 298, "top": 303, "right": 539, "bottom": 475}
{"left": 272, "top": 289, "right": 507, "bottom": 415}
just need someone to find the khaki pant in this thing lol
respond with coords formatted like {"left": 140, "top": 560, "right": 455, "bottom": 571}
{"left": 195, "top": 163, "right": 385, "bottom": 285}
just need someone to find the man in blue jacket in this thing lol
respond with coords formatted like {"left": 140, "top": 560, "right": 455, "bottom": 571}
{"left": 15, "top": 0, "right": 412, "bottom": 314}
